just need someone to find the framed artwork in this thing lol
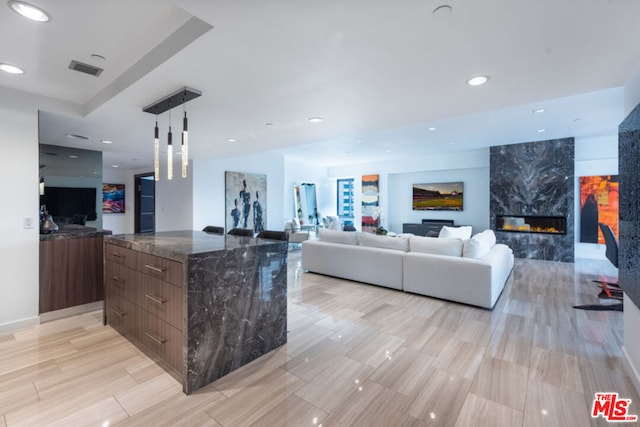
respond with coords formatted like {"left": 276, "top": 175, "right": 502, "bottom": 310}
{"left": 362, "top": 174, "right": 379, "bottom": 233}
{"left": 579, "top": 175, "right": 619, "bottom": 243}
{"left": 412, "top": 181, "right": 463, "bottom": 211}
{"left": 225, "top": 171, "right": 267, "bottom": 234}
{"left": 102, "top": 183, "right": 125, "bottom": 214}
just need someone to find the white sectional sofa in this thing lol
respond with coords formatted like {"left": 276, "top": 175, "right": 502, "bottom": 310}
{"left": 301, "top": 228, "right": 514, "bottom": 309}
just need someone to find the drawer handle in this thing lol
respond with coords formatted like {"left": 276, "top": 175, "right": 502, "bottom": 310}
{"left": 145, "top": 293, "right": 166, "bottom": 305}
{"left": 110, "top": 306, "right": 126, "bottom": 317}
{"left": 144, "top": 264, "right": 166, "bottom": 273}
{"left": 110, "top": 252, "right": 124, "bottom": 258}
{"left": 144, "top": 330, "right": 166, "bottom": 345}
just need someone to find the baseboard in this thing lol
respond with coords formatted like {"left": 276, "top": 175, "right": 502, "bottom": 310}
{"left": 39, "top": 301, "right": 103, "bottom": 323}
{"left": 0, "top": 316, "right": 40, "bottom": 335}
{"left": 623, "top": 345, "right": 640, "bottom": 396}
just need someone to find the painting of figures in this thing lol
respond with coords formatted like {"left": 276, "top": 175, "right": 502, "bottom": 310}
{"left": 225, "top": 171, "right": 267, "bottom": 234}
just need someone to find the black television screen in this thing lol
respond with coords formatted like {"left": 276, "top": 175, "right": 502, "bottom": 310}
{"left": 44, "top": 186, "right": 97, "bottom": 220}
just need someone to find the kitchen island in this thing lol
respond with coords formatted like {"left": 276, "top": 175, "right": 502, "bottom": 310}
{"left": 104, "top": 230, "right": 287, "bottom": 394}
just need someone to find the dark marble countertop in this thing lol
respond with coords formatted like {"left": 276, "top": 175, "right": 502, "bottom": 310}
{"left": 40, "top": 225, "right": 112, "bottom": 241}
{"left": 105, "top": 230, "right": 283, "bottom": 262}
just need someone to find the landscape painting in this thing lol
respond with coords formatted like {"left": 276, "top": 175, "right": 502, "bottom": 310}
{"left": 579, "top": 175, "right": 618, "bottom": 243}
{"left": 225, "top": 171, "right": 267, "bottom": 234}
{"left": 412, "top": 181, "right": 463, "bottom": 211}
{"left": 102, "top": 183, "right": 125, "bottom": 214}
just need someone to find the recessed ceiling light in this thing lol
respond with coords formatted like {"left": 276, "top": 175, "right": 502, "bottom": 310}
{"left": 265, "top": 122, "right": 274, "bottom": 127}
{"left": 386, "top": 149, "right": 392, "bottom": 153}
{"left": 428, "top": 127, "right": 436, "bottom": 131}
{"left": 90, "top": 54, "right": 106, "bottom": 61}
{"left": 0, "top": 63, "right": 25, "bottom": 74}
{"left": 357, "top": 139, "right": 363, "bottom": 143}
{"left": 532, "top": 108, "right": 545, "bottom": 114}
{"left": 449, "top": 141, "right": 456, "bottom": 145}
{"left": 574, "top": 118, "right": 582, "bottom": 122}
{"left": 308, "top": 117, "right": 324, "bottom": 123}
{"left": 226, "top": 138, "right": 237, "bottom": 143}
{"left": 8, "top": 1, "right": 51, "bottom": 22}
{"left": 66, "top": 133, "right": 89, "bottom": 140}
{"left": 68, "top": 155, "right": 79, "bottom": 159}
{"left": 466, "top": 75, "right": 490, "bottom": 86}
{"left": 100, "top": 140, "right": 112, "bottom": 144}
{"left": 537, "top": 129, "right": 546, "bottom": 133}
{"left": 111, "top": 164, "right": 119, "bottom": 168}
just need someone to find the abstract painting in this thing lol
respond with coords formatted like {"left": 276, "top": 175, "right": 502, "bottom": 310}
{"left": 102, "top": 183, "right": 125, "bottom": 214}
{"left": 225, "top": 171, "right": 267, "bottom": 234}
{"left": 579, "top": 175, "right": 618, "bottom": 243}
{"left": 362, "top": 174, "right": 379, "bottom": 233}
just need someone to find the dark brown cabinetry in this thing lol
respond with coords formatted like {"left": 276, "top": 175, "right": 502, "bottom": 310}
{"left": 39, "top": 236, "right": 104, "bottom": 313}
{"left": 104, "top": 243, "right": 184, "bottom": 376}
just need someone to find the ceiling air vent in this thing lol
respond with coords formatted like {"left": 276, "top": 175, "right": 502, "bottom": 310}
{"left": 68, "top": 60, "right": 103, "bottom": 77}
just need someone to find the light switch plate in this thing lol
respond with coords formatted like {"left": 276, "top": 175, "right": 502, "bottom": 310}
{"left": 23, "top": 216, "right": 35, "bottom": 229}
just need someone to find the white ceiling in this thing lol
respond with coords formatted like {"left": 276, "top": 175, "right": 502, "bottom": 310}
{"left": 3, "top": 0, "right": 640, "bottom": 170}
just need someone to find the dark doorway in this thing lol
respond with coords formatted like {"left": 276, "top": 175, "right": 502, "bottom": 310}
{"left": 135, "top": 172, "right": 155, "bottom": 233}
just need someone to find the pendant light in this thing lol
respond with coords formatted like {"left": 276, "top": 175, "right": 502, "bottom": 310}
{"left": 182, "top": 108, "right": 189, "bottom": 178}
{"left": 154, "top": 117, "right": 160, "bottom": 181}
{"left": 142, "top": 87, "right": 201, "bottom": 181}
{"left": 167, "top": 108, "right": 173, "bottom": 180}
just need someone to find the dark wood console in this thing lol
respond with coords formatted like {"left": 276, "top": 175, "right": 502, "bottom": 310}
{"left": 403, "top": 219, "right": 454, "bottom": 236}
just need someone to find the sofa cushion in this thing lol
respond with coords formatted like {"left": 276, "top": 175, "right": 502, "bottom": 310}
{"left": 317, "top": 228, "right": 359, "bottom": 245}
{"left": 438, "top": 225, "right": 472, "bottom": 240}
{"left": 359, "top": 232, "right": 409, "bottom": 252}
{"left": 409, "top": 236, "right": 464, "bottom": 257}
{"left": 463, "top": 230, "right": 496, "bottom": 259}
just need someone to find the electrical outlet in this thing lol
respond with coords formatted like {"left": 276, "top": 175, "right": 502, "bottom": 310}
{"left": 23, "top": 216, "right": 35, "bottom": 229}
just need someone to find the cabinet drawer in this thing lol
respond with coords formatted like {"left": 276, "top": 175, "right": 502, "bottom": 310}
{"left": 105, "top": 243, "right": 135, "bottom": 268}
{"left": 139, "top": 310, "right": 182, "bottom": 374}
{"left": 105, "top": 262, "right": 128, "bottom": 295}
{"left": 136, "top": 252, "right": 183, "bottom": 287}
{"left": 106, "top": 296, "right": 137, "bottom": 338}
{"left": 135, "top": 271, "right": 183, "bottom": 331}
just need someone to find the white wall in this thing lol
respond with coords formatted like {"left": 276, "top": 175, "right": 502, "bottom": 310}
{"left": 0, "top": 88, "right": 79, "bottom": 332}
{"left": 193, "top": 152, "right": 284, "bottom": 232}
{"left": 327, "top": 149, "right": 489, "bottom": 233}
{"left": 156, "top": 162, "right": 193, "bottom": 232}
{"left": 388, "top": 167, "right": 489, "bottom": 234}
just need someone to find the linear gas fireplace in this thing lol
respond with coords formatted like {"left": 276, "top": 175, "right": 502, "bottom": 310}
{"left": 496, "top": 215, "right": 567, "bottom": 235}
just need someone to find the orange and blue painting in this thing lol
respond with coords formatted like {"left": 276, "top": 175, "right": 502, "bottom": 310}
{"left": 362, "top": 174, "right": 379, "bottom": 233}
{"left": 102, "top": 183, "right": 125, "bottom": 214}
{"left": 579, "top": 175, "right": 618, "bottom": 244}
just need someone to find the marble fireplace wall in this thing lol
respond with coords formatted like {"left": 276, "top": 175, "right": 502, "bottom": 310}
{"left": 619, "top": 103, "right": 640, "bottom": 308}
{"left": 490, "top": 138, "right": 575, "bottom": 262}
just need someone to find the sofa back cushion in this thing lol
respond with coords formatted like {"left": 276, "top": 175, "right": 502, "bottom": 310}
{"left": 463, "top": 229, "right": 497, "bottom": 258}
{"left": 409, "top": 236, "right": 464, "bottom": 257}
{"left": 317, "top": 228, "right": 359, "bottom": 245}
{"left": 359, "top": 232, "right": 409, "bottom": 252}
{"left": 438, "top": 225, "right": 472, "bottom": 240}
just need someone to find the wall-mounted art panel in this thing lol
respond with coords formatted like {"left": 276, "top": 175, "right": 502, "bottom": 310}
{"left": 225, "top": 171, "right": 267, "bottom": 234}
{"left": 579, "top": 175, "right": 619, "bottom": 244}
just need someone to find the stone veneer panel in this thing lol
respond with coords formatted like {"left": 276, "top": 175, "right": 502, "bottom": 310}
{"left": 619, "top": 103, "right": 640, "bottom": 308}
{"left": 490, "top": 138, "right": 575, "bottom": 262}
